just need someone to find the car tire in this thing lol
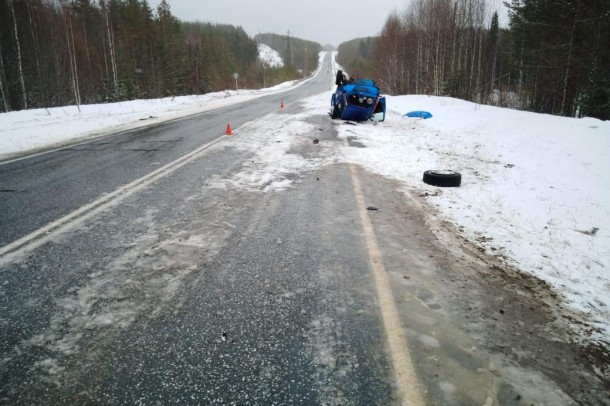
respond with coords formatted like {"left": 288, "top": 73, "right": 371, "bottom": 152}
{"left": 336, "top": 102, "right": 344, "bottom": 119}
{"left": 331, "top": 105, "right": 339, "bottom": 119}
{"left": 335, "top": 70, "right": 344, "bottom": 86}
{"left": 423, "top": 170, "right": 462, "bottom": 187}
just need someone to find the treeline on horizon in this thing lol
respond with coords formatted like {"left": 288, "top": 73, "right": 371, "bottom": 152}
{"left": 0, "top": 0, "right": 319, "bottom": 113}
{"left": 337, "top": 0, "right": 610, "bottom": 120}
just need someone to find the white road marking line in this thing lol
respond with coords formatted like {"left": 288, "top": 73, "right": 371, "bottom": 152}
{"left": 345, "top": 139, "right": 425, "bottom": 405}
{"left": 0, "top": 134, "right": 229, "bottom": 267}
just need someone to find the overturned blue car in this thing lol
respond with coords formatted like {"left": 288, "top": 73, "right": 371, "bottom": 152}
{"left": 331, "top": 70, "right": 386, "bottom": 122}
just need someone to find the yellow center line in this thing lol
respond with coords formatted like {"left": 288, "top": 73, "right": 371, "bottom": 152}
{"left": 344, "top": 139, "right": 425, "bottom": 405}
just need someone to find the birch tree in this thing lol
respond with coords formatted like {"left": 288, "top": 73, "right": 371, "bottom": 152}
{"left": 9, "top": 0, "right": 27, "bottom": 109}
{"left": 61, "top": 2, "right": 81, "bottom": 109}
{"left": 0, "top": 46, "right": 9, "bottom": 112}
{"left": 100, "top": 0, "right": 118, "bottom": 100}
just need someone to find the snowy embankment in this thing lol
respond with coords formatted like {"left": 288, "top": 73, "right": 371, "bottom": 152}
{"left": 327, "top": 94, "right": 610, "bottom": 344}
{"left": 258, "top": 43, "right": 284, "bottom": 68}
{"left": 1, "top": 74, "right": 608, "bottom": 346}
{"left": 0, "top": 83, "right": 296, "bottom": 162}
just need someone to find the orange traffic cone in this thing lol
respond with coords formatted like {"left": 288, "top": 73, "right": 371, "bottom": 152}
{"left": 280, "top": 100, "right": 284, "bottom": 109}
{"left": 225, "top": 123, "right": 232, "bottom": 135}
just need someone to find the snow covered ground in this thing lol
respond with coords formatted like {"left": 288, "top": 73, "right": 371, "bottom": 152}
{"left": 330, "top": 95, "right": 610, "bottom": 344}
{"left": 1, "top": 71, "right": 609, "bottom": 347}
{"left": 258, "top": 43, "right": 284, "bottom": 67}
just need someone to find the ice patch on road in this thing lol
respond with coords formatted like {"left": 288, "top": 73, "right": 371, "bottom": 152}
{"left": 20, "top": 208, "right": 231, "bottom": 377}
{"left": 205, "top": 106, "right": 337, "bottom": 192}
{"left": 305, "top": 314, "right": 354, "bottom": 405}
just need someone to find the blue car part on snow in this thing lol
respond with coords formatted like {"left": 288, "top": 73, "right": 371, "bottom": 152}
{"left": 331, "top": 70, "right": 386, "bottom": 122}
{"left": 404, "top": 111, "right": 433, "bottom": 119}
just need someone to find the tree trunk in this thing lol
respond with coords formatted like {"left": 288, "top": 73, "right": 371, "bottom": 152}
{"left": 476, "top": 27, "right": 483, "bottom": 102}
{"left": 561, "top": 15, "right": 577, "bottom": 116}
{"left": 0, "top": 47, "right": 9, "bottom": 112}
{"left": 9, "top": 0, "right": 28, "bottom": 110}
{"left": 63, "top": 4, "right": 81, "bottom": 110}
{"left": 102, "top": 0, "right": 119, "bottom": 99}
{"left": 68, "top": 7, "right": 81, "bottom": 108}
{"left": 518, "top": 39, "right": 524, "bottom": 107}
{"left": 450, "top": 2, "right": 457, "bottom": 77}
{"left": 586, "top": 19, "right": 602, "bottom": 117}
{"left": 469, "top": 27, "right": 477, "bottom": 99}
{"left": 83, "top": 22, "right": 92, "bottom": 72}
{"left": 26, "top": 0, "right": 46, "bottom": 107}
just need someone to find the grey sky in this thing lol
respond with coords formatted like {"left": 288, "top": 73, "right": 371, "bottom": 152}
{"left": 148, "top": 1, "right": 508, "bottom": 46}
{"left": 148, "top": 0, "right": 409, "bottom": 46}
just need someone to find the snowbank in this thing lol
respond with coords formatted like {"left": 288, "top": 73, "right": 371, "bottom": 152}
{"left": 258, "top": 43, "right": 284, "bottom": 67}
{"left": 0, "top": 87, "right": 298, "bottom": 161}
{"left": 331, "top": 94, "right": 610, "bottom": 342}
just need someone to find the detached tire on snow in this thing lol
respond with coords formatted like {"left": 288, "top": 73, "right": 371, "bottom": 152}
{"left": 423, "top": 170, "right": 462, "bottom": 187}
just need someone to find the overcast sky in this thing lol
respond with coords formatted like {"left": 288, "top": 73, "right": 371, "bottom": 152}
{"left": 144, "top": 0, "right": 397, "bottom": 46}
{"left": 148, "top": 1, "right": 508, "bottom": 46}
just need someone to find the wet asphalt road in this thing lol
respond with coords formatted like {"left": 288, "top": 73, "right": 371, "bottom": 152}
{"left": 1, "top": 55, "right": 608, "bottom": 404}
{"left": 0, "top": 55, "right": 333, "bottom": 247}
{"left": 0, "top": 158, "right": 393, "bottom": 404}
{"left": 0, "top": 56, "right": 398, "bottom": 404}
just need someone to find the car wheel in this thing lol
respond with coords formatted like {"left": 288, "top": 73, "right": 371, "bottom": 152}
{"left": 331, "top": 105, "right": 339, "bottom": 119}
{"left": 336, "top": 102, "right": 344, "bottom": 119}
{"left": 423, "top": 170, "right": 462, "bottom": 187}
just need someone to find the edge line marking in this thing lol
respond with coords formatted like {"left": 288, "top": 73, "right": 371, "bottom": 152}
{"left": 0, "top": 134, "right": 228, "bottom": 266}
{"left": 345, "top": 139, "right": 425, "bottom": 406}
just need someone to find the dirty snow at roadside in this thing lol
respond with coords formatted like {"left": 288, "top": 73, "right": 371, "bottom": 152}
{"left": 314, "top": 93, "right": 609, "bottom": 344}
{"left": 1, "top": 78, "right": 609, "bottom": 347}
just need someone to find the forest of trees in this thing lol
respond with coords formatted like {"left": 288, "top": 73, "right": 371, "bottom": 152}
{"left": 338, "top": 0, "right": 610, "bottom": 120}
{"left": 336, "top": 37, "right": 375, "bottom": 79}
{"left": 5, "top": 0, "right": 607, "bottom": 119}
{"left": 254, "top": 33, "right": 322, "bottom": 79}
{"left": 0, "top": 0, "right": 313, "bottom": 113}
